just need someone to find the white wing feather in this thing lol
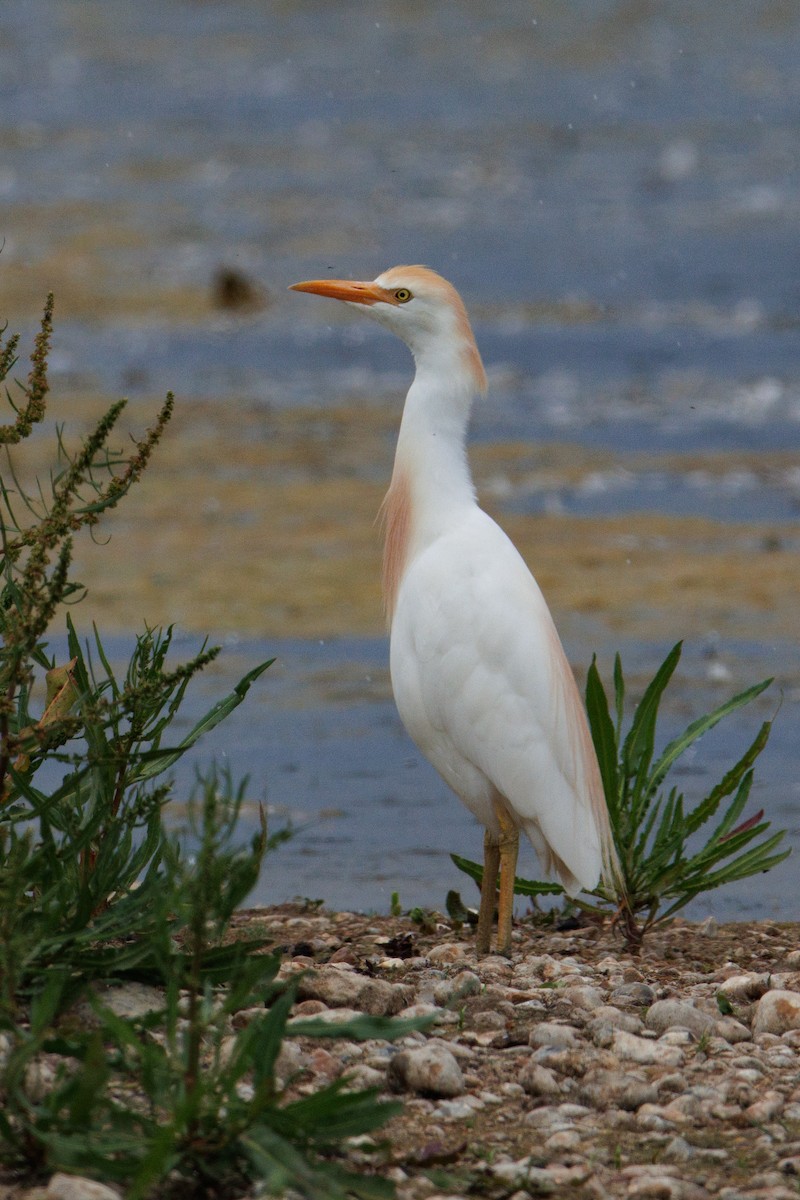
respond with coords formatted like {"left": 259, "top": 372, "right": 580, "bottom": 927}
{"left": 390, "top": 508, "right": 606, "bottom": 894}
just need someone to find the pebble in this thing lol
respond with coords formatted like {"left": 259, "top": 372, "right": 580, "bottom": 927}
{"left": 528, "top": 1021, "right": 578, "bottom": 1048}
{"left": 718, "top": 973, "right": 772, "bottom": 1003}
{"left": 10, "top": 907, "right": 800, "bottom": 1200}
{"left": 613, "top": 1029, "right": 685, "bottom": 1067}
{"left": 645, "top": 1000, "right": 718, "bottom": 1039}
{"left": 427, "top": 943, "right": 468, "bottom": 965}
{"left": 432, "top": 969, "right": 482, "bottom": 1006}
{"left": 564, "top": 983, "right": 607, "bottom": 1010}
{"left": 66, "top": 982, "right": 166, "bottom": 1028}
{"left": 46, "top": 1177, "right": 121, "bottom": 1200}
{"left": 296, "top": 966, "right": 413, "bottom": 1015}
{"left": 387, "top": 1041, "right": 465, "bottom": 1097}
{"left": 753, "top": 990, "right": 800, "bottom": 1037}
{"left": 610, "top": 982, "right": 657, "bottom": 1007}
{"left": 519, "top": 1061, "right": 562, "bottom": 1097}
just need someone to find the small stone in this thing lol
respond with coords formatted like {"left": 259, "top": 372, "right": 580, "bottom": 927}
{"left": 427, "top": 943, "right": 469, "bottom": 965}
{"left": 625, "top": 1175, "right": 696, "bottom": 1198}
{"left": 718, "top": 973, "right": 771, "bottom": 1003}
{"left": 745, "top": 1091, "right": 784, "bottom": 1123}
{"left": 47, "top": 1176, "right": 122, "bottom": 1200}
{"left": 478, "top": 956, "right": 514, "bottom": 984}
{"left": 293, "top": 998, "right": 328, "bottom": 1016}
{"left": 296, "top": 967, "right": 413, "bottom": 1015}
{"left": 435, "top": 1098, "right": 476, "bottom": 1119}
{"left": 610, "top": 982, "right": 656, "bottom": 1008}
{"left": 432, "top": 969, "right": 482, "bottom": 1006}
{"left": 398, "top": 1001, "right": 440, "bottom": 1021}
{"left": 473, "top": 1010, "right": 506, "bottom": 1031}
{"left": 427, "top": 1036, "right": 476, "bottom": 1061}
{"left": 343, "top": 1064, "right": 385, "bottom": 1091}
{"left": 387, "top": 1042, "right": 465, "bottom": 1097}
{"left": 662, "top": 1136, "right": 696, "bottom": 1163}
{"left": 589, "top": 1005, "right": 644, "bottom": 1034}
{"left": 528, "top": 1022, "right": 578, "bottom": 1048}
{"left": 545, "top": 1128, "right": 582, "bottom": 1151}
{"left": 24, "top": 1056, "right": 61, "bottom": 1103}
{"left": 715, "top": 1017, "right": 752, "bottom": 1043}
{"left": 753, "top": 990, "right": 800, "bottom": 1037}
{"left": 519, "top": 1061, "right": 562, "bottom": 1098}
{"left": 491, "top": 1159, "right": 563, "bottom": 1190}
{"left": 613, "top": 1029, "right": 684, "bottom": 1067}
{"left": 563, "top": 984, "right": 606, "bottom": 1011}
{"left": 68, "top": 982, "right": 166, "bottom": 1028}
{"left": 645, "top": 1000, "right": 718, "bottom": 1039}
{"left": 274, "top": 1040, "right": 304, "bottom": 1085}
{"left": 619, "top": 1080, "right": 661, "bottom": 1112}
{"left": 767, "top": 970, "right": 800, "bottom": 991}
{"left": 521, "top": 1104, "right": 562, "bottom": 1128}
{"left": 289, "top": 1006, "right": 363, "bottom": 1027}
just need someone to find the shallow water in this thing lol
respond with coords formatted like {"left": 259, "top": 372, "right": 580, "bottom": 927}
{"left": 161, "top": 631, "right": 797, "bottom": 922}
{"left": 2, "top": 1, "right": 799, "bottom": 919}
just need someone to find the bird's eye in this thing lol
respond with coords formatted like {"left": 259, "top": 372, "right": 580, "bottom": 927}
{"left": 394, "top": 288, "right": 412, "bottom": 303}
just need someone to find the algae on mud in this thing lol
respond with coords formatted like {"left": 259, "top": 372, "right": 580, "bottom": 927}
{"left": 39, "top": 394, "right": 799, "bottom": 644}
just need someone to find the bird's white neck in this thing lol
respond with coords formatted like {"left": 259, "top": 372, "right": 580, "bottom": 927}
{"left": 382, "top": 354, "right": 483, "bottom": 620}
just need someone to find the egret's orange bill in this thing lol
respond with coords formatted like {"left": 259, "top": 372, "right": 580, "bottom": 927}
{"left": 290, "top": 278, "right": 393, "bottom": 305}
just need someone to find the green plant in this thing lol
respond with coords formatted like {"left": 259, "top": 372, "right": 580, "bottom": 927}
{"left": 0, "top": 300, "right": 272, "bottom": 1004}
{"left": 453, "top": 642, "right": 789, "bottom": 951}
{"left": 407, "top": 907, "right": 437, "bottom": 935}
{"left": 1, "top": 772, "right": 419, "bottom": 1198}
{"left": 0, "top": 300, "right": 425, "bottom": 1197}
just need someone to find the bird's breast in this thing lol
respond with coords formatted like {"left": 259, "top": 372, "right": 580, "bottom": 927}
{"left": 380, "top": 467, "right": 414, "bottom": 624}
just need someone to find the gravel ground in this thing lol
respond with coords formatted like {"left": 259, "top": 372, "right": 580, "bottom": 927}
{"left": 4, "top": 905, "right": 800, "bottom": 1200}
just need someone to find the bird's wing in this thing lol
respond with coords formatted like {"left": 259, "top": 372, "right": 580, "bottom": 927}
{"left": 390, "top": 509, "right": 609, "bottom": 892}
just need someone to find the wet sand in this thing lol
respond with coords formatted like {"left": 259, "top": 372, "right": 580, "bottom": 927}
{"left": 28, "top": 393, "right": 798, "bottom": 645}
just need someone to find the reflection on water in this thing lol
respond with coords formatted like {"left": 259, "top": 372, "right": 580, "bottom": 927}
{"left": 2, "top": 1, "right": 799, "bottom": 918}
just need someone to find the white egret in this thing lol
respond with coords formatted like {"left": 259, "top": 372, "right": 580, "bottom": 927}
{"left": 291, "top": 266, "right": 616, "bottom": 954}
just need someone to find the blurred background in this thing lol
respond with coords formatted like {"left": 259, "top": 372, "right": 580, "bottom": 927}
{"left": 1, "top": 0, "right": 798, "bottom": 919}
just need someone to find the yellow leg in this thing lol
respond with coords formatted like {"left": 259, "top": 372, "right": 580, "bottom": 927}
{"left": 476, "top": 828, "right": 499, "bottom": 956}
{"left": 494, "top": 801, "right": 519, "bottom": 958}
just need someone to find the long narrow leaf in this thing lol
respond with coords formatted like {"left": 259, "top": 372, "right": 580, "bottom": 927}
{"left": 133, "top": 658, "right": 274, "bottom": 783}
{"left": 585, "top": 656, "right": 619, "bottom": 820}
{"left": 621, "top": 642, "right": 682, "bottom": 783}
{"left": 623, "top": 644, "right": 684, "bottom": 839}
{"left": 451, "top": 852, "right": 564, "bottom": 897}
{"left": 683, "top": 720, "right": 772, "bottom": 836}
{"left": 649, "top": 678, "right": 773, "bottom": 797}
{"left": 613, "top": 652, "right": 625, "bottom": 736}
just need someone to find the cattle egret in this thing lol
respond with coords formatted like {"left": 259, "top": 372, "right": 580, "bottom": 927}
{"left": 290, "top": 265, "right": 616, "bottom": 955}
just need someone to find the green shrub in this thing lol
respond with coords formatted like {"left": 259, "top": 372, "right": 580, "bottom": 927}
{"left": 0, "top": 299, "right": 421, "bottom": 1198}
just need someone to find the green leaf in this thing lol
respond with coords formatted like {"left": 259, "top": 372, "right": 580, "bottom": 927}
{"left": 451, "top": 853, "right": 565, "bottom": 897}
{"left": 133, "top": 658, "right": 274, "bottom": 783}
{"left": 649, "top": 678, "right": 773, "bottom": 798}
{"left": 683, "top": 721, "right": 772, "bottom": 837}
{"left": 621, "top": 641, "right": 682, "bottom": 788}
{"left": 585, "top": 655, "right": 619, "bottom": 820}
{"left": 288, "top": 1012, "right": 435, "bottom": 1041}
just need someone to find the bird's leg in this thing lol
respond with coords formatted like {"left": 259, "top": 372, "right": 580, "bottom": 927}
{"left": 476, "top": 829, "right": 500, "bottom": 956}
{"left": 494, "top": 801, "right": 520, "bottom": 958}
